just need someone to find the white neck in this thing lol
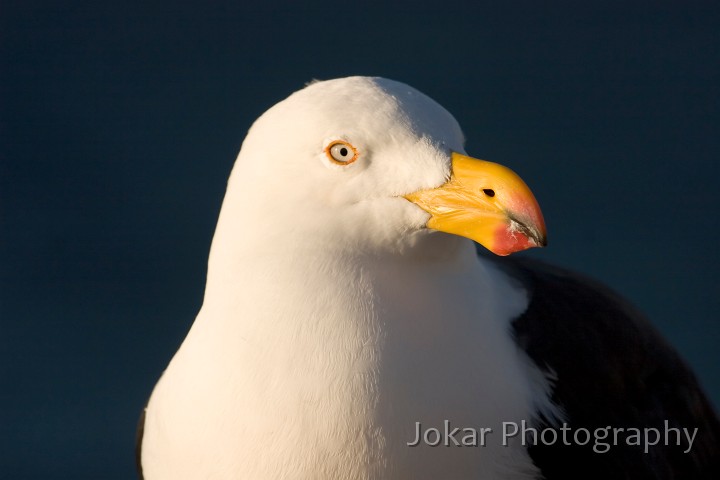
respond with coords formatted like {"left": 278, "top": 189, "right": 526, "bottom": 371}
{"left": 143, "top": 235, "right": 553, "bottom": 479}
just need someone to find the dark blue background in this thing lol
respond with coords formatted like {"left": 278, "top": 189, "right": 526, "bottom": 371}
{"left": 2, "top": 1, "right": 718, "bottom": 478}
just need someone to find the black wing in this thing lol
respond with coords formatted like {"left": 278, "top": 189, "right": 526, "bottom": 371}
{"left": 136, "top": 406, "right": 146, "bottom": 480}
{"left": 493, "top": 253, "right": 720, "bottom": 479}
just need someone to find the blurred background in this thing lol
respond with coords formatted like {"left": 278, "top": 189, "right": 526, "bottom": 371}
{"left": 2, "top": 1, "right": 718, "bottom": 478}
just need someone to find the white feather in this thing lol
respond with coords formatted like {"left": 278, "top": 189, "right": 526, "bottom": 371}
{"left": 142, "top": 77, "right": 556, "bottom": 479}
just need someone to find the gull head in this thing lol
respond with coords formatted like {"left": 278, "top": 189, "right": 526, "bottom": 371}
{"left": 212, "top": 77, "right": 546, "bottom": 260}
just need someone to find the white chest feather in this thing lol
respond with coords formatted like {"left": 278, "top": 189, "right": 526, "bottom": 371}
{"left": 142, "top": 242, "right": 553, "bottom": 479}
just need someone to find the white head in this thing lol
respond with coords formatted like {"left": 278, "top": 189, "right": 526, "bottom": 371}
{"left": 209, "top": 77, "right": 545, "bottom": 275}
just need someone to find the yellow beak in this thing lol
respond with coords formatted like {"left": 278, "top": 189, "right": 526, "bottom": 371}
{"left": 405, "top": 152, "right": 547, "bottom": 256}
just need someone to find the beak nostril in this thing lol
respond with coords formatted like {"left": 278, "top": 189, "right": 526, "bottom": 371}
{"left": 482, "top": 189, "right": 495, "bottom": 198}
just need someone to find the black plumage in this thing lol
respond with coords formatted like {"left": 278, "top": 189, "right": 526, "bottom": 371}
{"left": 498, "top": 253, "right": 720, "bottom": 479}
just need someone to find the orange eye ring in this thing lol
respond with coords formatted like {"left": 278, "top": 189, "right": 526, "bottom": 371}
{"left": 325, "top": 140, "right": 359, "bottom": 165}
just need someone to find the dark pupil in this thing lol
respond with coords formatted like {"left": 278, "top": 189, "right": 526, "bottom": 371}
{"left": 339, "top": 147, "right": 348, "bottom": 157}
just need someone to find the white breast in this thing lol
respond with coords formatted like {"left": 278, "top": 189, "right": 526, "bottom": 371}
{"left": 141, "top": 238, "right": 554, "bottom": 479}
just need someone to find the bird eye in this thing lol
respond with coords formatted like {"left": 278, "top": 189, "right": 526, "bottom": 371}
{"left": 325, "top": 141, "right": 358, "bottom": 165}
